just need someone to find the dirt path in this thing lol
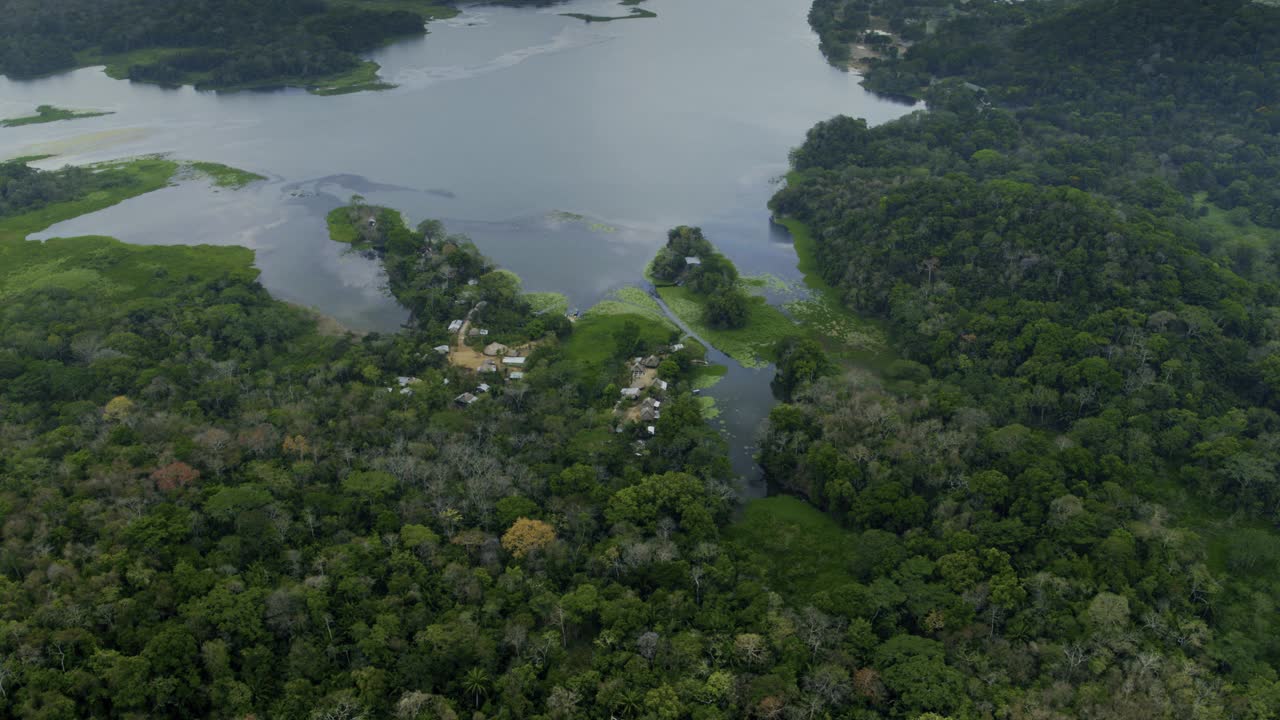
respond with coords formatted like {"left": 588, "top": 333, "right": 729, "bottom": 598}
{"left": 629, "top": 367, "right": 657, "bottom": 389}
{"left": 449, "top": 320, "right": 489, "bottom": 371}
{"left": 446, "top": 317, "right": 539, "bottom": 373}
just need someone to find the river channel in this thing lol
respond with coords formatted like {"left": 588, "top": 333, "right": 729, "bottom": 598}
{"left": 0, "top": 0, "right": 914, "bottom": 490}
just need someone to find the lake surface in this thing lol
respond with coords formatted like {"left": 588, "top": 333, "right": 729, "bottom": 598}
{"left": 0, "top": 0, "right": 914, "bottom": 488}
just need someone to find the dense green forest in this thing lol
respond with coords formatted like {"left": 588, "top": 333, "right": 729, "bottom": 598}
{"left": 4, "top": 0, "right": 1280, "bottom": 716}
{"left": 755, "top": 0, "right": 1280, "bottom": 715}
{"left": 1, "top": 167, "right": 894, "bottom": 719}
{"left": 0, "top": 0, "right": 461, "bottom": 91}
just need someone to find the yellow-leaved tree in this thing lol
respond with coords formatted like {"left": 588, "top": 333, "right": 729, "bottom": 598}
{"left": 501, "top": 518, "right": 556, "bottom": 559}
{"left": 103, "top": 396, "right": 134, "bottom": 422}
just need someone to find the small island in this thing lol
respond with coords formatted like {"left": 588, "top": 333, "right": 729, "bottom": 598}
{"left": 1, "top": 105, "right": 113, "bottom": 128}
{"left": 561, "top": 7, "right": 657, "bottom": 22}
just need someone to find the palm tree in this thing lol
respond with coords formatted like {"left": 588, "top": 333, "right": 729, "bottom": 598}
{"left": 462, "top": 667, "right": 489, "bottom": 709}
{"left": 613, "top": 688, "right": 643, "bottom": 718}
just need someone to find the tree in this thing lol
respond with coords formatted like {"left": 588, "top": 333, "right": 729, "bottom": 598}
{"left": 1087, "top": 592, "right": 1130, "bottom": 631}
{"left": 501, "top": 518, "right": 556, "bottom": 559}
{"left": 773, "top": 337, "right": 832, "bottom": 400}
{"left": 151, "top": 461, "right": 200, "bottom": 491}
{"left": 103, "top": 395, "right": 134, "bottom": 421}
{"left": 342, "top": 470, "right": 397, "bottom": 501}
{"left": 706, "top": 288, "right": 750, "bottom": 329}
{"left": 644, "top": 684, "right": 683, "bottom": 720}
{"left": 874, "top": 635, "right": 964, "bottom": 715}
{"left": 461, "top": 668, "right": 488, "bottom": 709}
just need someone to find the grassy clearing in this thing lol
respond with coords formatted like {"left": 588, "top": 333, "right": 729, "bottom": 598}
{"left": 0, "top": 235, "right": 257, "bottom": 301}
{"left": 1192, "top": 193, "right": 1280, "bottom": 250}
{"left": 527, "top": 292, "right": 569, "bottom": 316}
{"left": 326, "top": 204, "right": 409, "bottom": 248}
{"left": 561, "top": 312, "right": 675, "bottom": 377}
{"left": 187, "top": 162, "right": 266, "bottom": 189}
{"left": 657, "top": 285, "right": 799, "bottom": 369}
{"left": 585, "top": 287, "right": 676, "bottom": 329}
{"left": 327, "top": 207, "right": 366, "bottom": 245}
{"left": 0, "top": 155, "right": 260, "bottom": 300}
{"left": 561, "top": 8, "right": 657, "bottom": 21}
{"left": 0, "top": 157, "right": 178, "bottom": 243}
{"left": 611, "top": 286, "right": 665, "bottom": 316}
{"left": 309, "top": 61, "right": 397, "bottom": 96}
{"left": 562, "top": 293, "right": 679, "bottom": 383}
{"left": 2, "top": 105, "right": 113, "bottom": 128}
{"left": 0, "top": 157, "right": 266, "bottom": 243}
{"left": 729, "top": 495, "right": 860, "bottom": 600}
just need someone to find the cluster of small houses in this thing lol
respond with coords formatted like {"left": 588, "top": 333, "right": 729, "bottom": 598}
{"left": 617, "top": 342, "right": 686, "bottom": 443}
{"left": 414, "top": 313, "right": 690, "bottom": 448}
{"left": 454, "top": 342, "right": 528, "bottom": 406}
{"left": 445, "top": 316, "right": 530, "bottom": 407}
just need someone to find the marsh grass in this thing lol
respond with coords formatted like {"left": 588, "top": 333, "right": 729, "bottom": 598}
{"left": 1, "top": 105, "right": 112, "bottom": 128}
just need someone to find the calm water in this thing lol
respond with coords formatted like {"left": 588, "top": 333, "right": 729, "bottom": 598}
{"left": 0, "top": 0, "right": 914, "bottom": 487}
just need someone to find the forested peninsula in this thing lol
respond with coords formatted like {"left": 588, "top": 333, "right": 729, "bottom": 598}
{"left": 0, "top": 0, "right": 471, "bottom": 93}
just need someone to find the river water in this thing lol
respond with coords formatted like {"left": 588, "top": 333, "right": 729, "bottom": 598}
{"left": 0, "top": 0, "right": 913, "bottom": 489}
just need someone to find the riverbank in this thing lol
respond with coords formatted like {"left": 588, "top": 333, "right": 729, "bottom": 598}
{"left": 773, "top": 214, "right": 893, "bottom": 369}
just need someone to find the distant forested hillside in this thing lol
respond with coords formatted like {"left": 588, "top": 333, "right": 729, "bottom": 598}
{"left": 763, "top": 0, "right": 1280, "bottom": 715}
